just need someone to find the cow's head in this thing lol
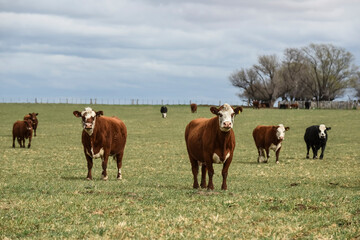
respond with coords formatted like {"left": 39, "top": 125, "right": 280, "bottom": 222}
{"left": 318, "top": 124, "right": 331, "bottom": 139}
{"left": 73, "top": 107, "right": 103, "bottom": 135}
{"left": 24, "top": 119, "right": 33, "bottom": 131}
{"left": 210, "top": 103, "right": 243, "bottom": 132}
{"left": 275, "top": 124, "right": 290, "bottom": 140}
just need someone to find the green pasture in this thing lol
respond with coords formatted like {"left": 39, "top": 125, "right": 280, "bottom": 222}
{"left": 0, "top": 103, "right": 359, "bottom": 239}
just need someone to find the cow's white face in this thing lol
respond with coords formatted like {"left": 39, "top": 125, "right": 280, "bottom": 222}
{"left": 276, "top": 124, "right": 289, "bottom": 140}
{"left": 73, "top": 107, "right": 103, "bottom": 136}
{"left": 318, "top": 124, "right": 331, "bottom": 139}
{"left": 210, "top": 103, "right": 243, "bottom": 132}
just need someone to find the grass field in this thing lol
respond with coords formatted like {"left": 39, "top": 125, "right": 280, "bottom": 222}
{"left": 0, "top": 103, "right": 359, "bottom": 239}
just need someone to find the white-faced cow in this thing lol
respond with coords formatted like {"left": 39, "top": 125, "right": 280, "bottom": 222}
{"left": 253, "top": 124, "right": 290, "bottom": 163}
{"left": 160, "top": 106, "right": 168, "bottom": 118}
{"left": 12, "top": 119, "right": 33, "bottom": 148}
{"left": 73, "top": 107, "right": 127, "bottom": 180}
{"left": 185, "top": 103, "right": 243, "bottom": 190}
{"left": 24, "top": 113, "right": 38, "bottom": 136}
{"left": 304, "top": 124, "right": 331, "bottom": 159}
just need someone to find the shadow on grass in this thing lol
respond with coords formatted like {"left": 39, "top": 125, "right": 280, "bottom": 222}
{"left": 61, "top": 176, "right": 87, "bottom": 181}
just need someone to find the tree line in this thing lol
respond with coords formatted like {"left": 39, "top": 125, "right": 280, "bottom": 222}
{"left": 229, "top": 43, "right": 360, "bottom": 106}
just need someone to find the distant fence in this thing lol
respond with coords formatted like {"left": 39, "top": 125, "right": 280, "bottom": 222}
{"left": 278, "top": 101, "right": 359, "bottom": 110}
{"left": 0, "top": 97, "right": 244, "bottom": 106}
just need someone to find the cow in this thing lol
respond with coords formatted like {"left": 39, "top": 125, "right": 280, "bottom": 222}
{"left": 290, "top": 103, "right": 299, "bottom": 109}
{"left": 24, "top": 113, "right": 39, "bottom": 136}
{"left": 279, "top": 104, "right": 289, "bottom": 109}
{"left": 252, "top": 124, "right": 290, "bottom": 164}
{"left": 305, "top": 101, "right": 311, "bottom": 109}
{"left": 73, "top": 107, "right": 127, "bottom": 180}
{"left": 253, "top": 101, "right": 260, "bottom": 109}
{"left": 185, "top": 103, "right": 243, "bottom": 190}
{"left": 304, "top": 124, "right": 331, "bottom": 159}
{"left": 160, "top": 106, "right": 168, "bottom": 118}
{"left": 190, "top": 103, "right": 197, "bottom": 113}
{"left": 12, "top": 119, "right": 33, "bottom": 148}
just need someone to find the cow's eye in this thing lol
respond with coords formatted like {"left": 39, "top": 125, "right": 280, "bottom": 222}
{"left": 219, "top": 113, "right": 223, "bottom": 117}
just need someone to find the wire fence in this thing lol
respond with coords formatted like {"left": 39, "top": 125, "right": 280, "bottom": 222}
{"left": 0, "top": 97, "right": 245, "bottom": 106}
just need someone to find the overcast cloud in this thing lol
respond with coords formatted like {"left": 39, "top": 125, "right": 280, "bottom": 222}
{"left": 1, "top": 0, "right": 359, "bottom": 104}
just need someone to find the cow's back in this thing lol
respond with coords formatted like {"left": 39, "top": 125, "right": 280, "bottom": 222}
{"left": 253, "top": 125, "right": 274, "bottom": 148}
{"left": 304, "top": 125, "right": 320, "bottom": 144}
{"left": 13, "top": 121, "right": 25, "bottom": 136}
{"left": 82, "top": 116, "right": 127, "bottom": 154}
{"left": 185, "top": 118, "right": 210, "bottom": 160}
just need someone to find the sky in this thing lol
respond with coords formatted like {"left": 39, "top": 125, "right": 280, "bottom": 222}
{"left": 0, "top": 0, "right": 359, "bottom": 104}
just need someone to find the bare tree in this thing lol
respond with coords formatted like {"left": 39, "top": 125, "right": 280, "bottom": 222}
{"left": 229, "top": 55, "right": 280, "bottom": 106}
{"left": 277, "top": 48, "right": 313, "bottom": 101}
{"left": 301, "top": 43, "right": 357, "bottom": 101}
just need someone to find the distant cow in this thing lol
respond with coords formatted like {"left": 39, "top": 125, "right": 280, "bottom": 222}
{"left": 12, "top": 119, "right": 33, "bottom": 148}
{"left": 190, "top": 103, "right": 197, "bottom": 113}
{"left": 253, "top": 101, "right": 260, "bottom": 109}
{"left": 24, "top": 113, "right": 38, "bottom": 136}
{"left": 185, "top": 103, "right": 243, "bottom": 190}
{"left": 160, "top": 106, "right": 168, "bottom": 118}
{"left": 253, "top": 124, "right": 290, "bottom": 163}
{"left": 73, "top": 107, "right": 127, "bottom": 180}
{"left": 290, "top": 103, "right": 299, "bottom": 109}
{"left": 279, "top": 104, "right": 289, "bottom": 109}
{"left": 304, "top": 124, "right": 331, "bottom": 159}
{"left": 305, "top": 101, "right": 311, "bottom": 109}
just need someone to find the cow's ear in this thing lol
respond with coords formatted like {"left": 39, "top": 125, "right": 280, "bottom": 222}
{"left": 326, "top": 127, "right": 331, "bottom": 131}
{"left": 233, "top": 107, "right": 243, "bottom": 115}
{"left": 285, "top": 127, "right": 290, "bottom": 131}
{"left": 96, "top": 111, "right": 104, "bottom": 117}
{"left": 210, "top": 107, "right": 219, "bottom": 115}
{"left": 29, "top": 113, "right": 32, "bottom": 116}
{"left": 36, "top": 113, "right": 39, "bottom": 116}
{"left": 73, "top": 111, "right": 82, "bottom": 118}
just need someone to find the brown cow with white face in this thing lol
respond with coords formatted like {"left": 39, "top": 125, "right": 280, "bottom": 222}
{"left": 73, "top": 107, "right": 127, "bottom": 180}
{"left": 24, "top": 113, "right": 38, "bottom": 136}
{"left": 253, "top": 124, "right": 290, "bottom": 163}
{"left": 12, "top": 119, "right": 33, "bottom": 148}
{"left": 185, "top": 103, "right": 243, "bottom": 190}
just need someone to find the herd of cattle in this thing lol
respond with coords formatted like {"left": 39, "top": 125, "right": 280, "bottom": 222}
{"left": 11, "top": 104, "right": 331, "bottom": 190}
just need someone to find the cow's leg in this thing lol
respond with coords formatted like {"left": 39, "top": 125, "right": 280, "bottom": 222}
{"left": 116, "top": 151, "right": 124, "bottom": 180}
{"left": 200, "top": 163, "right": 207, "bottom": 188}
{"left": 27, "top": 136, "right": 32, "bottom": 148}
{"left": 306, "top": 143, "right": 310, "bottom": 158}
{"left": 85, "top": 154, "right": 93, "bottom": 180}
{"left": 312, "top": 145, "right": 318, "bottom": 159}
{"left": 17, "top": 137, "right": 21, "bottom": 147}
{"left": 190, "top": 158, "right": 199, "bottom": 189}
{"left": 21, "top": 137, "right": 25, "bottom": 148}
{"left": 275, "top": 147, "right": 282, "bottom": 164}
{"left": 319, "top": 145, "right": 326, "bottom": 159}
{"left": 34, "top": 127, "right": 36, "bottom": 137}
{"left": 257, "top": 147, "right": 261, "bottom": 163}
{"left": 206, "top": 163, "right": 215, "bottom": 190}
{"left": 221, "top": 156, "right": 232, "bottom": 190}
{"left": 12, "top": 135, "right": 15, "bottom": 148}
{"left": 101, "top": 154, "right": 109, "bottom": 181}
{"left": 264, "top": 148, "right": 270, "bottom": 163}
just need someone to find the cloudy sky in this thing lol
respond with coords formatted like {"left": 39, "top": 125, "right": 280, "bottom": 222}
{"left": 0, "top": 0, "right": 359, "bottom": 104}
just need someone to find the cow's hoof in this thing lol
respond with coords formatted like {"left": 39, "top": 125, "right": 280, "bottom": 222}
{"left": 306, "top": 156, "right": 309, "bottom": 159}
{"left": 102, "top": 175, "right": 108, "bottom": 181}
{"left": 276, "top": 161, "right": 279, "bottom": 164}
{"left": 86, "top": 177, "right": 92, "bottom": 181}
{"left": 117, "top": 175, "right": 122, "bottom": 180}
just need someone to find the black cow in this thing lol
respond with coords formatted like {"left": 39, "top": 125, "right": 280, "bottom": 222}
{"left": 304, "top": 124, "right": 331, "bottom": 159}
{"left": 160, "top": 106, "right": 168, "bottom": 118}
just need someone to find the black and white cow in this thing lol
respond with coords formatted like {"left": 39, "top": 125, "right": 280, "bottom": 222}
{"left": 304, "top": 124, "right": 331, "bottom": 159}
{"left": 160, "top": 106, "right": 168, "bottom": 118}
